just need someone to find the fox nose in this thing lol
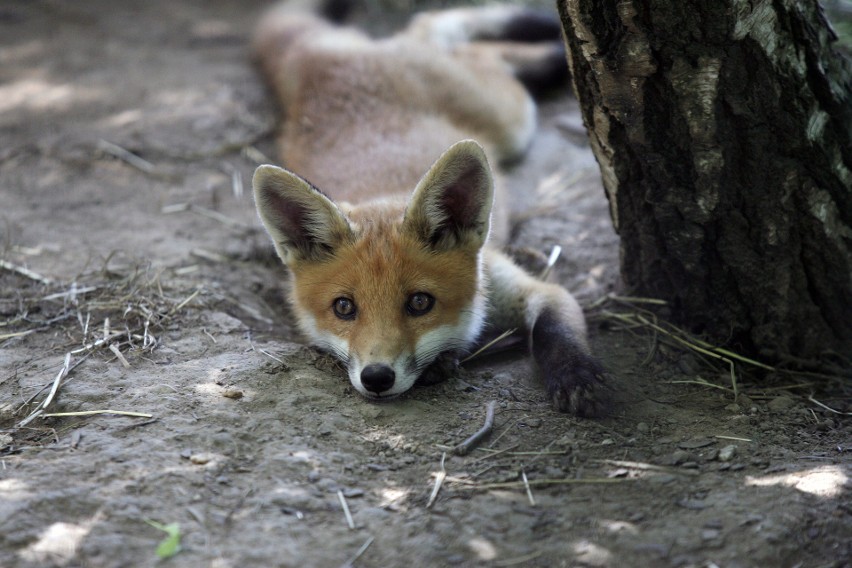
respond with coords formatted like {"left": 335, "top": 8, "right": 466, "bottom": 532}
{"left": 361, "top": 363, "right": 395, "bottom": 394}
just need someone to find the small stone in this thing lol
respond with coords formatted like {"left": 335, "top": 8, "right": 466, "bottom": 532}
{"left": 701, "top": 529, "right": 720, "bottom": 541}
{"left": 636, "top": 422, "right": 650, "bottom": 434}
{"left": 718, "top": 445, "right": 737, "bottom": 462}
{"left": 671, "top": 450, "right": 691, "bottom": 464}
{"left": 524, "top": 418, "right": 543, "bottom": 428}
{"left": 767, "top": 396, "right": 795, "bottom": 412}
{"left": 190, "top": 452, "right": 214, "bottom": 465}
{"left": 222, "top": 389, "right": 243, "bottom": 400}
{"left": 724, "top": 403, "right": 741, "bottom": 413}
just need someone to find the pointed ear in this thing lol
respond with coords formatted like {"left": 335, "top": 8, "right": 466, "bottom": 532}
{"left": 403, "top": 140, "right": 494, "bottom": 251}
{"left": 252, "top": 165, "right": 353, "bottom": 265}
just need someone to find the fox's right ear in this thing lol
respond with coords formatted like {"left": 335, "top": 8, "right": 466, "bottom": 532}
{"left": 252, "top": 165, "right": 353, "bottom": 265}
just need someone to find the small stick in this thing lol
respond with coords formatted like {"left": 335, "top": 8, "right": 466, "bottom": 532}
{"left": 0, "top": 330, "right": 36, "bottom": 341}
{"left": 714, "top": 435, "right": 753, "bottom": 442}
{"left": 190, "top": 248, "right": 229, "bottom": 263}
{"left": 426, "top": 453, "right": 447, "bottom": 509}
{"left": 488, "top": 418, "right": 518, "bottom": 449}
{"left": 170, "top": 289, "right": 201, "bottom": 315}
{"left": 454, "top": 401, "right": 496, "bottom": 456}
{"left": 42, "top": 286, "right": 99, "bottom": 301}
{"left": 16, "top": 353, "right": 71, "bottom": 427}
{"left": 257, "top": 348, "right": 284, "bottom": 364}
{"left": 460, "top": 330, "right": 516, "bottom": 363}
{"left": 445, "top": 476, "right": 631, "bottom": 489}
{"left": 161, "top": 203, "right": 190, "bottom": 214}
{"left": 38, "top": 353, "right": 71, "bottom": 410}
{"left": 337, "top": 490, "right": 355, "bottom": 530}
{"left": 82, "top": 311, "right": 91, "bottom": 340}
{"left": 469, "top": 443, "right": 520, "bottom": 464}
{"left": 808, "top": 395, "right": 852, "bottom": 416}
{"left": 242, "top": 145, "right": 271, "bottom": 164}
{"left": 521, "top": 470, "right": 536, "bottom": 506}
{"left": 231, "top": 169, "right": 243, "bottom": 199}
{"left": 341, "top": 536, "right": 374, "bottom": 568}
{"left": 98, "top": 139, "right": 155, "bottom": 173}
{"left": 539, "top": 245, "right": 562, "bottom": 280}
{"left": 108, "top": 343, "right": 131, "bottom": 368}
{"left": 189, "top": 204, "right": 245, "bottom": 228}
{"left": 41, "top": 410, "right": 154, "bottom": 418}
{"left": 0, "top": 258, "right": 53, "bottom": 284}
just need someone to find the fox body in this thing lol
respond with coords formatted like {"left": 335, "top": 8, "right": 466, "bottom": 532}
{"left": 252, "top": 3, "right": 606, "bottom": 415}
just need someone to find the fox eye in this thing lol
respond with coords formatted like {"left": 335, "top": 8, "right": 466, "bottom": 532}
{"left": 333, "top": 297, "right": 356, "bottom": 320}
{"left": 406, "top": 292, "right": 435, "bottom": 316}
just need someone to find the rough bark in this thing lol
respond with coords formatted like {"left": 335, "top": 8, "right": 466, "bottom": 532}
{"left": 558, "top": 0, "right": 852, "bottom": 366}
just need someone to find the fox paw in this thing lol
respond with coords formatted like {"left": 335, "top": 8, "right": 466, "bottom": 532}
{"left": 531, "top": 308, "right": 609, "bottom": 417}
{"left": 542, "top": 352, "right": 609, "bottom": 417}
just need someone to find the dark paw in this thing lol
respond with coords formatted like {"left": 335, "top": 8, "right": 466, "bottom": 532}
{"left": 531, "top": 307, "right": 609, "bottom": 417}
{"left": 543, "top": 353, "right": 609, "bottom": 418}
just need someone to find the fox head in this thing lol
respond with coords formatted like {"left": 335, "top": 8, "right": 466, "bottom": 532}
{"left": 253, "top": 140, "right": 493, "bottom": 399}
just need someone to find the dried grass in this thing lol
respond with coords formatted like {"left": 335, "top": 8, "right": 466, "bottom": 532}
{"left": 1, "top": 260, "right": 203, "bottom": 429}
{"left": 589, "top": 295, "right": 850, "bottom": 404}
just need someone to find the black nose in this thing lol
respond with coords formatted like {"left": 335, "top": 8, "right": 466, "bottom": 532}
{"left": 361, "top": 363, "right": 395, "bottom": 394}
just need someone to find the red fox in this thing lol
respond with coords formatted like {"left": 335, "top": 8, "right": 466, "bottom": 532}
{"left": 251, "top": 1, "right": 606, "bottom": 416}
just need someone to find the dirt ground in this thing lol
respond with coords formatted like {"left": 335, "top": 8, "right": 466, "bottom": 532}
{"left": 1, "top": 1, "right": 850, "bottom": 567}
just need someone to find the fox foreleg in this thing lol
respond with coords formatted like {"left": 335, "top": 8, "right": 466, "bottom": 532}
{"left": 484, "top": 249, "right": 607, "bottom": 417}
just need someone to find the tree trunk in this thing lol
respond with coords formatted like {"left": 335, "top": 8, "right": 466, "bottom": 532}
{"left": 557, "top": 0, "right": 852, "bottom": 366}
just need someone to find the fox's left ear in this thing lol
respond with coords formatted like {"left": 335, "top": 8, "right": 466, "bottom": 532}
{"left": 403, "top": 139, "right": 494, "bottom": 251}
{"left": 253, "top": 165, "right": 353, "bottom": 265}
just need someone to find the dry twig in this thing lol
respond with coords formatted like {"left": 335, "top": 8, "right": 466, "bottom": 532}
{"left": 454, "top": 401, "right": 497, "bottom": 456}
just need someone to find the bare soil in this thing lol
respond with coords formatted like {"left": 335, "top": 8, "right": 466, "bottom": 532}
{"left": 1, "top": 2, "right": 849, "bottom": 567}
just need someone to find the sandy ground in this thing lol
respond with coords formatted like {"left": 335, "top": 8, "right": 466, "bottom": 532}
{"left": 1, "top": 1, "right": 850, "bottom": 567}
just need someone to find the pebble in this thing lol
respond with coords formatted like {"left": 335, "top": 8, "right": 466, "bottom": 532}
{"left": 523, "top": 418, "right": 543, "bottom": 428}
{"left": 767, "top": 396, "right": 795, "bottom": 412}
{"left": 189, "top": 452, "right": 215, "bottom": 465}
{"left": 701, "top": 529, "right": 720, "bottom": 541}
{"left": 636, "top": 422, "right": 649, "bottom": 434}
{"left": 671, "top": 450, "right": 691, "bottom": 464}
{"left": 718, "top": 445, "right": 737, "bottom": 462}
